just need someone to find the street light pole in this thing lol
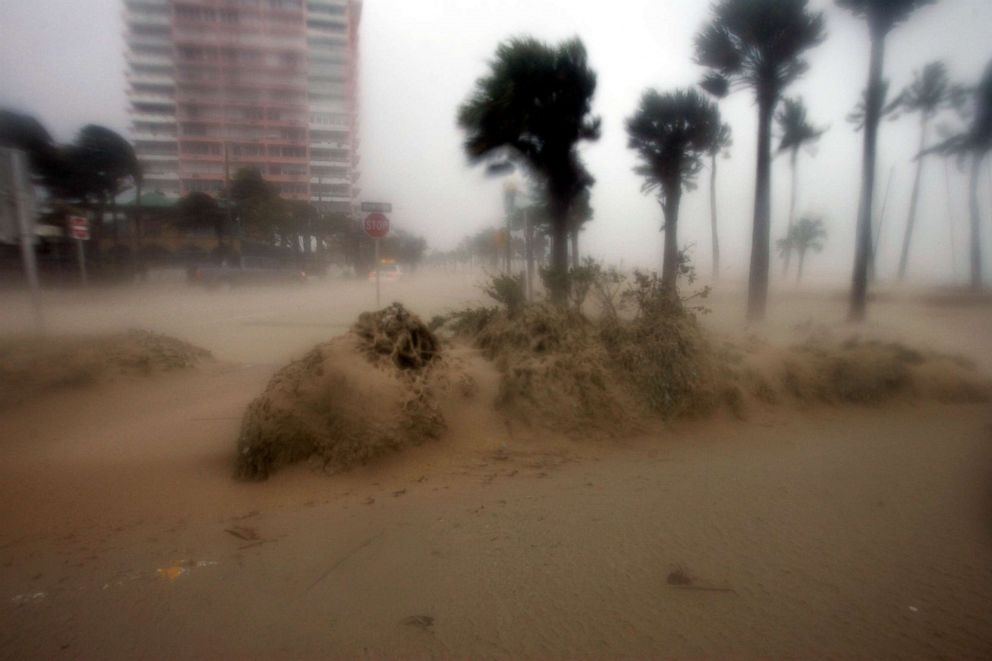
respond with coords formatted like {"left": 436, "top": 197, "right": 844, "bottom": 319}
{"left": 7, "top": 149, "right": 44, "bottom": 332}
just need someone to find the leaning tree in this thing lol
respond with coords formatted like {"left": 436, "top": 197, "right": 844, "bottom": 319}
{"left": 705, "top": 118, "right": 732, "bottom": 280}
{"left": 837, "top": 0, "right": 937, "bottom": 320}
{"left": 926, "top": 59, "right": 992, "bottom": 290}
{"left": 627, "top": 88, "right": 721, "bottom": 292}
{"left": 778, "top": 216, "right": 827, "bottom": 283}
{"left": 893, "top": 60, "right": 953, "bottom": 280}
{"left": 775, "top": 97, "right": 827, "bottom": 276}
{"left": 457, "top": 36, "right": 601, "bottom": 304}
{"left": 695, "top": 0, "right": 826, "bottom": 320}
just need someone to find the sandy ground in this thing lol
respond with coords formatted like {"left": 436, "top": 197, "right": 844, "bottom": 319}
{"left": 1, "top": 271, "right": 991, "bottom": 658}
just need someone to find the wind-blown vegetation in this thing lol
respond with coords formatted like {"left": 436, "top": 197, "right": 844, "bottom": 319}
{"left": 626, "top": 88, "right": 721, "bottom": 293}
{"left": 694, "top": 0, "right": 826, "bottom": 321}
{"left": 775, "top": 98, "right": 827, "bottom": 277}
{"left": 838, "top": 0, "right": 937, "bottom": 320}
{"left": 457, "top": 37, "right": 601, "bottom": 304}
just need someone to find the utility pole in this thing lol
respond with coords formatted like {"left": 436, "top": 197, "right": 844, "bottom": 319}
{"left": 2, "top": 149, "right": 44, "bottom": 332}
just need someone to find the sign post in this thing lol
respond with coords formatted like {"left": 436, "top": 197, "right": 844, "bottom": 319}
{"left": 363, "top": 211, "right": 390, "bottom": 308}
{"left": 1, "top": 148, "right": 44, "bottom": 332}
{"left": 68, "top": 215, "right": 90, "bottom": 287}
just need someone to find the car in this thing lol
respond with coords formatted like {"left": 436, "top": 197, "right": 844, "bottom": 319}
{"left": 368, "top": 263, "right": 403, "bottom": 282}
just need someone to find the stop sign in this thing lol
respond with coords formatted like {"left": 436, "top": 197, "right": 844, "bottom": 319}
{"left": 364, "top": 212, "right": 390, "bottom": 238}
{"left": 68, "top": 215, "right": 90, "bottom": 241}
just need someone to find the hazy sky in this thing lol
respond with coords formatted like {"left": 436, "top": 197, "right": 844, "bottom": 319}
{"left": 2, "top": 0, "right": 991, "bottom": 284}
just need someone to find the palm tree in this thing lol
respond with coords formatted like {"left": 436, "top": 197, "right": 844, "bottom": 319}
{"left": 0, "top": 109, "right": 61, "bottom": 188}
{"left": 706, "top": 120, "right": 732, "bottom": 280}
{"left": 776, "top": 97, "right": 827, "bottom": 277}
{"left": 847, "top": 82, "right": 901, "bottom": 282}
{"left": 926, "top": 60, "right": 992, "bottom": 290}
{"left": 777, "top": 216, "right": 827, "bottom": 283}
{"left": 230, "top": 167, "right": 281, "bottom": 240}
{"left": 627, "top": 88, "right": 721, "bottom": 292}
{"left": 286, "top": 199, "right": 320, "bottom": 255}
{"left": 457, "top": 36, "right": 601, "bottom": 304}
{"left": 837, "top": 0, "right": 937, "bottom": 320}
{"left": 177, "top": 192, "right": 226, "bottom": 249}
{"left": 893, "top": 61, "right": 952, "bottom": 280}
{"left": 569, "top": 187, "right": 593, "bottom": 269}
{"left": 695, "top": 0, "right": 826, "bottom": 321}
{"left": 67, "top": 125, "right": 141, "bottom": 246}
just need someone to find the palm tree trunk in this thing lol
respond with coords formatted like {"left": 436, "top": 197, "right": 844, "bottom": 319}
{"left": 570, "top": 229, "right": 579, "bottom": 270}
{"left": 524, "top": 209, "right": 534, "bottom": 301}
{"left": 969, "top": 153, "right": 984, "bottom": 290}
{"left": 849, "top": 32, "right": 886, "bottom": 321}
{"left": 709, "top": 152, "right": 720, "bottom": 279}
{"left": 783, "top": 147, "right": 799, "bottom": 276}
{"left": 550, "top": 206, "right": 570, "bottom": 304}
{"left": 870, "top": 165, "right": 895, "bottom": 283}
{"left": 946, "top": 160, "right": 959, "bottom": 279}
{"left": 747, "top": 92, "right": 775, "bottom": 321}
{"left": 897, "top": 115, "right": 930, "bottom": 280}
{"left": 797, "top": 249, "right": 805, "bottom": 284}
{"left": 661, "top": 181, "right": 682, "bottom": 293}
{"left": 111, "top": 193, "right": 120, "bottom": 247}
{"left": 504, "top": 215, "right": 512, "bottom": 274}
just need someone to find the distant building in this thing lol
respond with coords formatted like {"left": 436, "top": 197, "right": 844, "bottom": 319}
{"left": 124, "top": 0, "right": 361, "bottom": 214}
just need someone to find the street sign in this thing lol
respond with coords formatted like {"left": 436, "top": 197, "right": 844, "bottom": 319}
{"left": 360, "top": 201, "right": 392, "bottom": 213}
{"left": 68, "top": 215, "right": 90, "bottom": 241}
{"left": 364, "top": 212, "right": 390, "bottom": 239}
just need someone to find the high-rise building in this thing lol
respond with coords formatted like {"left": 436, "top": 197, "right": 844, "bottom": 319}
{"left": 124, "top": 0, "right": 361, "bottom": 214}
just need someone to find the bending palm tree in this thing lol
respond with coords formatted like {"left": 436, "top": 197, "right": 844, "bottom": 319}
{"left": 894, "top": 61, "right": 952, "bottom": 280}
{"left": 627, "top": 88, "right": 721, "bottom": 292}
{"left": 457, "top": 37, "right": 601, "bottom": 304}
{"left": 706, "top": 120, "right": 732, "bottom": 279}
{"left": 695, "top": 0, "right": 826, "bottom": 321}
{"left": 837, "top": 0, "right": 937, "bottom": 320}
{"left": 926, "top": 59, "right": 992, "bottom": 290}
{"left": 776, "top": 97, "right": 827, "bottom": 277}
{"left": 777, "top": 216, "right": 827, "bottom": 283}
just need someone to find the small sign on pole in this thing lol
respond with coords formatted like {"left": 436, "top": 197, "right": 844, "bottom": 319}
{"left": 360, "top": 201, "right": 392, "bottom": 214}
{"left": 69, "top": 215, "right": 90, "bottom": 241}
{"left": 68, "top": 215, "right": 90, "bottom": 286}
{"left": 363, "top": 212, "right": 390, "bottom": 308}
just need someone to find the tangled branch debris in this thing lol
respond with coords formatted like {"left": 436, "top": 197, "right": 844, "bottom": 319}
{"left": 235, "top": 304, "right": 454, "bottom": 481}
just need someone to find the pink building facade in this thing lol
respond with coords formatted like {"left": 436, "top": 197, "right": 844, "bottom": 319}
{"left": 125, "top": 0, "right": 360, "bottom": 213}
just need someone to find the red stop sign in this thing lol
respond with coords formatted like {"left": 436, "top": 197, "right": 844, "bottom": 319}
{"left": 68, "top": 215, "right": 90, "bottom": 241}
{"left": 364, "top": 212, "right": 390, "bottom": 238}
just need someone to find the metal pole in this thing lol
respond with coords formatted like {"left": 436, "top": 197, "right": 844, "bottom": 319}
{"left": 76, "top": 237, "right": 88, "bottom": 287}
{"left": 12, "top": 151, "right": 44, "bottom": 333}
{"left": 374, "top": 237, "right": 381, "bottom": 308}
